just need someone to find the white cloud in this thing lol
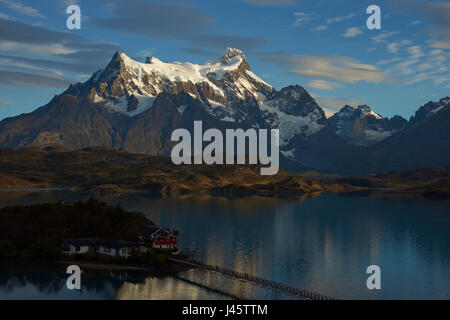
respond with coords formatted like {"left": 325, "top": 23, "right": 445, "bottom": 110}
{"left": 343, "top": 27, "right": 363, "bottom": 38}
{"left": 430, "top": 41, "right": 450, "bottom": 49}
{"left": 293, "top": 12, "right": 315, "bottom": 25}
{"left": 372, "top": 31, "right": 400, "bottom": 43}
{"left": 0, "top": 11, "right": 11, "bottom": 20}
{"left": 383, "top": 43, "right": 449, "bottom": 87}
{"left": 326, "top": 14, "right": 355, "bottom": 24}
{"left": 387, "top": 43, "right": 400, "bottom": 54}
{"left": 312, "top": 25, "right": 327, "bottom": 31}
{"left": 0, "top": 41, "right": 76, "bottom": 55}
{"left": 385, "top": 40, "right": 412, "bottom": 54}
{"left": 372, "top": 32, "right": 412, "bottom": 54}
{"left": 377, "top": 57, "right": 402, "bottom": 65}
{"left": 408, "top": 20, "right": 421, "bottom": 26}
{"left": 279, "top": 55, "right": 389, "bottom": 83}
{"left": 0, "top": 0, "right": 45, "bottom": 18}
{"left": 430, "top": 49, "right": 443, "bottom": 55}
{"left": 307, "top": 79, "right": 342, "bottom": 90}
{"left": 407, "top": 45, "right": 424, "bottom": 59}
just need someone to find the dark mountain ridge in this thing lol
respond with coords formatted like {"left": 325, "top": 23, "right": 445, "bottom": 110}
{"left": 0, "top": 49, "right": 448, "bottom": 175}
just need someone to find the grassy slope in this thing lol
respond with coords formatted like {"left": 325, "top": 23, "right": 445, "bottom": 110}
{"left": 337, "top": 167, "right": 450, "bottom": 199}
{"left": 0, "top": 146, "right": 354, "bottom": 198}
{"left": 0, "top": 146, "right": 448, "bottom": 200}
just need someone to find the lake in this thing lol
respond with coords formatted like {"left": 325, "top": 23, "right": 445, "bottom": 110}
{"left": 0, "top": 190, "right": 449, "bottom": 300}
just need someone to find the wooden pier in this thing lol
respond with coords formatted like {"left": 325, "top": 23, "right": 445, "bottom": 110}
{"left": 168, "top": 256, "right": 337, "bottom": 300}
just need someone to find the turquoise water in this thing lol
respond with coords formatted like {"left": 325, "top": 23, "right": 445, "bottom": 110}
{"left": 0, "top": 191, "right": 449, "bottom": 300}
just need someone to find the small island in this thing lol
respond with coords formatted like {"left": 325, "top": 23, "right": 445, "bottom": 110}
{"left": 0, "top": 198, "right": 186, "bottom": 272}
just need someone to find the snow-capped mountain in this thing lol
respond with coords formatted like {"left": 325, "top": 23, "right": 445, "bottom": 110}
{"left": 65, "top": 48, "right": 326, "bottom": 149}
{"left": 0, "top": 48, "right": 448, "bottom": 175}
{"left": 68, "top": 48, "right": 272, "bottom": 119}
{"left": 329, "top": 105, "right": 407, "bottom": 146}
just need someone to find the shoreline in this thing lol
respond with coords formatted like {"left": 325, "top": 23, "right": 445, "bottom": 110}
{"left": 56, "top": 260, "right": 193, "bottom": 274}
{"left": 1, "top": 257, "right": 194, "bottom": 275}
{"left": 0, "top": 188, "right": 70, "bottom": 191}
{"left": 0, "top": 186, "right": 447, "bottom": 204}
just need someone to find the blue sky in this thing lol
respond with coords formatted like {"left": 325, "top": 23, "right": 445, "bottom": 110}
{"left": 0, "top": 0, "right": 448, "bottom": 120}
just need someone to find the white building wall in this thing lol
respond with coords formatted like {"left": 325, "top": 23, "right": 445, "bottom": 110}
{"left": 63, "top": 244, "right": 90, "bottom": 255}
{"left": 63, "top": 243, "right": 135, "bottom": 258}
{"left": 78, "top": 245, "right": 90, "bottom": 254}
{"left": 118, "top": 248, "right": 129, "bottom": 258}
{"left": 98, "top": 246, "right": 116, "bottom": 257}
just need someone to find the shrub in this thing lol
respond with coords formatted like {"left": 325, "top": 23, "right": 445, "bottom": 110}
{"left": 155, "top": 254, "right": 166, "bottom": 265}
{"left": 29, "top": 239, "right": 62, "bottom": 260}
{"left": 98, "top": 254, "right": 114, "bottom": 263}
{"left": 66, "top": 254, "right": 77, "bottom": 261}
{"left": 114, "top": 256, "right": 127, "bottom": 264}
{"left": 82, "top": 249, "right": 98, "bottom": 261}
{"left": 128, "top": 255, "right": 147, "bottom": 264}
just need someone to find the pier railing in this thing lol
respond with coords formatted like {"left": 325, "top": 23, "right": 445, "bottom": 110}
{"left": 168, "top": 256, "right": 337, "bottom": 300}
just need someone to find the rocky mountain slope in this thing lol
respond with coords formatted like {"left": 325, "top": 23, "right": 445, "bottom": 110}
{"left": 0, "top": 48, "right": 448, "bottom": 175}
{"left": 328, "top": 105, "right": 407, "bottom": 146}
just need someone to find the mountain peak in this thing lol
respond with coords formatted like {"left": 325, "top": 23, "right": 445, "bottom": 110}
{"left": 219, "top": 47, "right": 245, "bottom": 64}
{"left": 409, "top": 96, "right": 450, "bottom": 125}
{"left": 110, "top": 51, "right": 130, "bottom": 62}
{"left": 354, "top": 105, "right": 382, "bottom": 119}
{"left": 440, "top": 96, "right": 450, "bottom": 105}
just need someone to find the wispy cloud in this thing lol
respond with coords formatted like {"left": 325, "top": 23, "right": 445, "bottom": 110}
{"left": 343, "top": 27, "right": 363, "bottom": 38}
{"left": 0, "top": 11, "right": 11, "bottom": 20}
{"left": 311, "top": 25, "right": 327, "bottom": 31}
{"left": 326, "top": 13, "right": 355, "bottom": 24}
{"left": 408, "top": 20, "right": 421, "bottom": 26}
{"left": 383, "top": 42, "right": 449, "bottom": 87}
{"left": 386, "top": 39, "right": 412, "bottom": 54}
{"left": 387, "top": 43, "right": 400, "bottom": 54}
{"left": 372, "top": 31, "right": 400, "bottom": 43}
{"left": 0, "top": 17, "right": 120, "bottom": 89}
{"left": 293, "top": 12, "right": 315, "bottom": 25}
{"left": 312, "top": 13, "right": 355, "bottom": 31}
{"left": 0, "top": 70, "right": 71, "bottom": 88}
{"left": 377, "top": 57, "right": 402, "bottom": 65}
{"left": 0, "top": 0, "right": 45, "bottom": 18}
{"left": 307, "top": 79, "right": 342, "bottom": 90}
{"left": 371, "top": 31, "right": 415, "bottom": 54}
{"left": 261, "top": 53, "right": 389, "bottom": 84}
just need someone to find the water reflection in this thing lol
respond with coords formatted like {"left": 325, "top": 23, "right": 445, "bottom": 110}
{"left": 0, "top": 191, "right": 449, "bottom": 299}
